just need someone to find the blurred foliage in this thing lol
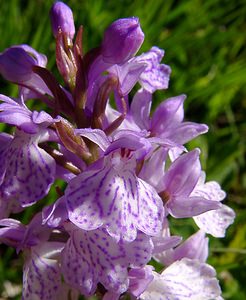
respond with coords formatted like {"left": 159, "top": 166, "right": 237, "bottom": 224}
{"left": 0, "top": 0, "right": 245, "bottom": 299}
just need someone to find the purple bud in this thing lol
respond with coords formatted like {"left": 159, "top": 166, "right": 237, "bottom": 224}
{"left": 102, "top": 17, "right": 144, "bottom": 64}
{"left": 50, "top": 1, "right": 75, "bottom": 39}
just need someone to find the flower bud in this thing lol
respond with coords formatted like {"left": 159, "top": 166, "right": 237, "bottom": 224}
{"left": 101, "top": 17, "right": 144, "bottom": 65}
{"left": 50, "top": 1, "right": 75, "bottom": 40}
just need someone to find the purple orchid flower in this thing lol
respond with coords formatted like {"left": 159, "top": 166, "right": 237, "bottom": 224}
{"left": 0, "top": 2, "right": 235, "bottom": 299}
{"left": 64, "top": 128, "right": 164, "bottom": 242}
{"left": 159, "top": 149, "right": 221, "bottom": 218}
{"left": 0, "top": 97, "right": 57, "bottom": 214}
{"left": 65, "top": 154, "right": 164, "bottom": 242}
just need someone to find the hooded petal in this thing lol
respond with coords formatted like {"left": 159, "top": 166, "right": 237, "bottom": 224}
{"left": 139, "top": 147, "right": 167, "bottom": 192}
{"left": 102, "top": 17, "right": 144, "bottom": 65}
{"left": 151, "top": 95, "right": 185, "bottom": 135}
{"left": 75, "top": 128, "right": 110, "bottom": 152}
{"left": 162, "top": 149, "right": 201, "bottom": 198}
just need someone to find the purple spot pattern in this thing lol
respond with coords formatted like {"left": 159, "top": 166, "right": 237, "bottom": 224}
{"left": 0, "top": 132, "right": 56, "bottom": 207}
{"left": 136, "top": 47, "right": 171, "bottom": 93}
{"left": 140, "top": 258, "right": 221, "bottom": 300}
{"left": 22, "top": 249, "right": 61, "bottom": 300}
{"left": 61, "top": 228, "right": 153, "bottom": 296}
{"left": 0, "top": 133, "right": 12, "bottom": 185}
{"left": 192, "top": 181, "right": 235, "bottom": 237}
{"left": 65, "top": 158, "right": 164, "bottom": 242}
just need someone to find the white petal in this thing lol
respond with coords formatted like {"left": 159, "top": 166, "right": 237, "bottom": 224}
{"left": 141, "top": 258, "right": 221, "bottom": 300}
{"left": 194, "top": 204, "right": 235, "bottom": 237}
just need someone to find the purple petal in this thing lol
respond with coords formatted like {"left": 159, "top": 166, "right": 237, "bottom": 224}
{"left": 128, "top": 266, "right": 154, "bottom": 297}
{"left": 0, "top": 45, "right": 51, "bottom": 95}
{"left": 151, "top": 94, "right": 186, "bottom": 134}
{"left": 105, "top": 104, "right": 142, "bottom": 132}
{"left": 130, "top": 88, "right": 152, "bottom": 130}
{"left": 0, "top": 46, "right": 36, "bottom": 83}
{"left": 61, "top": 231, "right": 97, "bottom": 296}
{"left": 167, "top": 196, "right": 221, "bottom": 218}
{"left": 31, "top": 110, "right": 56, "bottom": 125}
{"left": 50, "top": 1, "right": 75, "bottom": 39}
{"left": 109, "top": 61, "right": 146, "bottom": 96}
{"left": 169, "top": 122, "right": 209, "bottom": 144}
{"left": 0, "top": 131, "right": 56, "bottom": 207}
{"left": 172, "top": 230, "right": 208, "bottom": 263}
{"left": 66, "top": 156, "right": 164, "bottom": 242}
{"left": 192, "top": 178, "right": 226, "bottom": 202}
{"left": 0, "top": 133, "right": 12, "bottom": 183}
{"left": 139, "top": 147, "right": 167, "bottom": 192}
{"left": 75, "top": 128, "right": 110, "bottom": 151}
{"left": 140, "top": 258, "right": 222, "bottom": 300}
{"left": 102, "top": 17, "right": 144, "bottom": 65}
{"left": 62, "top": 228, "right": 153, "bottom": 296}
{"left": 61, "top": 228, "right": 129, "bottom": 296}
{"left": 42, "top": 197, "right": 68, "bottom": 228}
{"left": 0, "top": 218, "right": 25, "bottom": 248}
{"left": 0, "top": 94, "right": 39, "bottom": 133}
{"left": 105, "top": 130, "right": 152, "bottom": 160}
{"left": 152, "top": 234, "right": 182, "bottom": 255}
{"left": 136, "top": 47, "right": 171, "bottom": 92}
{"left": 18, "top": 44, "right": 47, "bottom": 67}
{"left": 23, "top": 242, "right": 64, "bottom": 300}
{"left": 162, "top": 149, "right": 201, "bottom": 198}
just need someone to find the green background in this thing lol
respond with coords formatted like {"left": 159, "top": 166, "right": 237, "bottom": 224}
{"left": 0, "top": 0, "right": 245, "bottom": 299}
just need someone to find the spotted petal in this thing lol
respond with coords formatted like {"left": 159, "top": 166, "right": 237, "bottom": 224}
{"left": 136, "top": 47, "right": 171, "bottom": 92}
{"left": 140, "top": 258, "right": 222, "bottom": 300}
{"left": 0, "top": 130, "right": 56, "bottom": 207}
{"left": 23, "top": 242, "right": 64, "bottom": 300}
{"left": 192, "top": 176, "right": 235, "bottom": 237}
{"left": 66, "top": 155, "right": 164, "bottom": 242}
{"left": 61, "top": 228, "right": 153, "bottom": 296}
